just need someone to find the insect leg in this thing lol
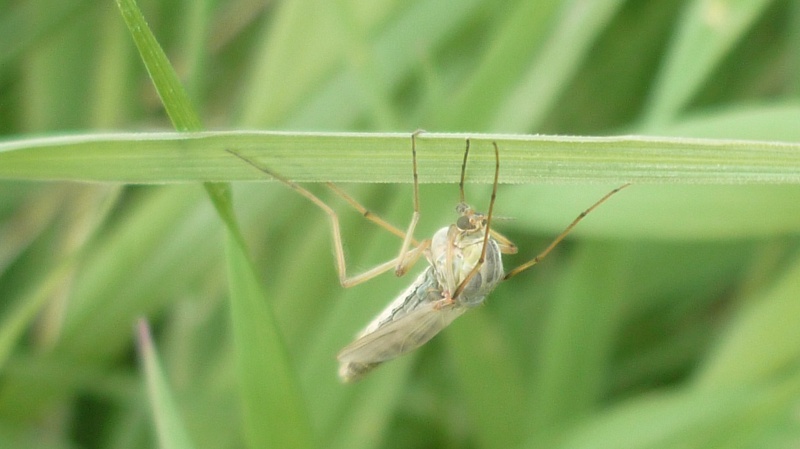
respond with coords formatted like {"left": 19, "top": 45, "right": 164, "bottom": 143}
{"left": 226, "top": 148, "right": 429, "bottom": 288}
{"left": 490, "top": 229, "right": 518, "bottom": 254}
{"left": 325, "top": 183, "right": 417, "bottom": 243}
{"left": 451, "top": 141, "right": 500, "bottom": 300}
{"left": 459, "top": 138, "right": 470, "bottom": 203}
{"left": 503, "top": 183, "right": 631, "bottom": 280}
{"left": 393, "top": 130, "right": 425, "bottom": 276}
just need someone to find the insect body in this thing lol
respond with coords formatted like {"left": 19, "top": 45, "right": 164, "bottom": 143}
{"left": 337, "top": 203, "right": 506, "bottom": 382}
{"left": 227, "top": 135, "right": 628, "bottom": 383}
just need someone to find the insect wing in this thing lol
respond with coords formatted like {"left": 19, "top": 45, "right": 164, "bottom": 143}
{"left": 337, "top": 301, "right": 466, "bottom": 366}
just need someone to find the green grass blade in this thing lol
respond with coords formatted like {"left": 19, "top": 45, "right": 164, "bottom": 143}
{"left": 528, "top": 243, "right": 629, "bottom": 434}
{"left": 492, "top": 0, "right": 627, "bottom": 131}
{"left": 88, "top": 5, "right": 135, "bottom": 129}
{"left": 58, "top": 186, "right": 211, "bottom": 359}
{"left": 238, "top": 0, "right": 485, "bottom": 128}
{"left": 0, "top": 258, "right": 75, "bottom": 372}
{"left": 430, "top": 0, "right": 561, "bottom": 130}
{"left": 657, "top": 104, "right": 800, "bottom": 141}
{"left": 136, "top": 319, "right": 196, "bottom": 449}
{"left": 549, "top": 375, "right": 800, "bottom": 449}
{"left": 114, "top": 2, "right": 315, "bottom": 447}
{"left": 0, "top": 0, "right": 89, "bottom": 74}
{"left": 445, "top": 311, "right": 528, "bottom": 449}
{"left": 225, "top": 232, "right": 314, "bottom": 449}
{"left": 643, "top": 0, "right": 775, "bottom": 125}
{"left": 3, "top": 132, "right": 800, "bottom": 184}
{"left": 114, "top": 0, "right": 202, "bottom": 132}
{"left": 694, "top": 253, "right": 800, "bottom": 388}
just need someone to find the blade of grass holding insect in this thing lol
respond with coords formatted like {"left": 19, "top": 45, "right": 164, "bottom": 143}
{"left": 136, "top": 319, "right": 197, "bottom": 449}
{"left": 693, "top": 252, "right": 800, "bottom": 389}
{"left": 492, "top": 0, "right": 627, "bottom": 132}
{"left": 225, "top": 233, "right": 314, "bottom": 449}
{"left": 642, "top": 0, "right": 775, "bottom": 127}
{"left": 5, "top": 132, "right": 800, "bottom": 184}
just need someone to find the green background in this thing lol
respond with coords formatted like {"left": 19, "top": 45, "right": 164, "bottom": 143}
{"left": 2, "top": 0, "right": 800, "bottom": 448}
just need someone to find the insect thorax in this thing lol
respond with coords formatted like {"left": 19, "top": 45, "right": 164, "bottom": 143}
{"left": 430, "top": 225, "right": 504, "bottom": 307}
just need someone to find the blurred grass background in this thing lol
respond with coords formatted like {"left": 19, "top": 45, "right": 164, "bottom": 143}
{"left": 2, "top": 0, "right": 800, "bottom": 448}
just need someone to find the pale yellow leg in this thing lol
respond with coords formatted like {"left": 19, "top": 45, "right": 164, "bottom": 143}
{"left": 226, "top": 131, "right": 429, "bottom": 288}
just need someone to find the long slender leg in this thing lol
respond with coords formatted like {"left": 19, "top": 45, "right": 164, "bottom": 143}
{"left": 393, "top": 131, "right": 424, "bottom": 276}
{"left": 451, "top": 141, "right": 501, "bottom": 300}
{"left": 459, "top": 139, "right": 470, "bottom": 204}
{"left": 325, "top": 183, "right": 418, "bottom": 244}
{"left": 490, "top": 229, "right": 518, "bottom": 254}
{"left": 226, "top": 148, "right": 428, "bottom": 288}
{"left": 503, "top": 183, "right": 631, "bottom": 281}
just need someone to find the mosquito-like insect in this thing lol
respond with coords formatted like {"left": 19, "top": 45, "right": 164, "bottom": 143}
{"left": 227, "top": 134, "right": 629, "bottom": 382}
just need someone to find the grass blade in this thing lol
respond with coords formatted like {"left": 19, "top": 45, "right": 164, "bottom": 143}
{"left": 136, "top": 319, "right": 196, "bottom": 449}
{"left": 694, "top": 253, "right": 800, "bottom": 388}
{"left": 3, "top": 132, "right": 800, "bottom": 184}
{"left": 643, "top": 0, "right": 775, "bottom": 125}
{"left": 114, "top": 0, "right": 202, "bottom": 131}
{"left": 225, "top": 232, "right": 314, "bottom": 449}
{"left": 114, "top": 1, "right": 315, "bottom": 448}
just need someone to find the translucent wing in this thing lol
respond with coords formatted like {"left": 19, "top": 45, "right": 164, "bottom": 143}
{"left": 337, "top": 301, "right": 467, "bottom": 382}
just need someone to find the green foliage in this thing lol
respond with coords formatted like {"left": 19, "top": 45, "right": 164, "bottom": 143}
{"left": 1, "top": 0, "right": 800, "bottom": 448}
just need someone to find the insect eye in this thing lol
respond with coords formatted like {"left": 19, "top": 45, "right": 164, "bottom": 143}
{"left": 456, "top": 216, "right": 472, "bottom": 230}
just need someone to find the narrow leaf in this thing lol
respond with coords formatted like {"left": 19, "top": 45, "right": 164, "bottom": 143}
{"left": 226, "top": 233, "right": 314, "bottom": 449}
{"left": 136, "top": 319, "right": 196, "bottom": 449}
{"left": 3, "top": 132, "right": 800, "bottom": 184}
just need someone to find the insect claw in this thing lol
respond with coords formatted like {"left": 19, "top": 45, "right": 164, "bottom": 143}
{"left": 433, "top": 293, "right": 455, "bottom": 310}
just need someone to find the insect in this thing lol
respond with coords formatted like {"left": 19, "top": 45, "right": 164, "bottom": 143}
{"left": 227, "top": 134, "right": 629, "bottom": 382}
